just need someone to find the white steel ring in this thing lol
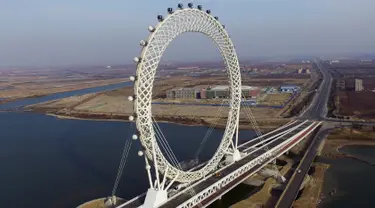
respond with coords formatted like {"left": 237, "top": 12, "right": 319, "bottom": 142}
{"left": 134, "top": 8, "right": 241, "bottom": 183}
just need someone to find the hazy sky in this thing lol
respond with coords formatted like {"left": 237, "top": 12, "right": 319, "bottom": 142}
{"left": 1, "top": 0, "right": 375, "bottom": 67}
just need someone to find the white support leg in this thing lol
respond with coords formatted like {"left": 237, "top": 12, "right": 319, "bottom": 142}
{"left": 225, "top": 148, "right": 242, "bottom": 165}
{"left": 235, "top": 114, "right": 239, "bottom": 149}
{"left": 144, "top": 156, "right": 154, "bottom": 189}
{"left": 143, "top": 188, "right": 168, "bottom": 208}
{"left": 143, "top": 136, "right": 181, "bottom": 208}
{"left": 151, "top": 138, "right": 161, "bottom": 189}
{"left": 225, "top": 120, "right": 242, "bottom": 165}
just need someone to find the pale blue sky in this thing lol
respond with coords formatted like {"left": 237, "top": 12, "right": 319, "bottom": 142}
{"left": 1, "top": 0, "right": 375, "bottom": 67}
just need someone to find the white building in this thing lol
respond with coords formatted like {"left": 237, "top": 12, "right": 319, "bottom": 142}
{"left": 355, "top": 79, "right": 364, "bottom": 92}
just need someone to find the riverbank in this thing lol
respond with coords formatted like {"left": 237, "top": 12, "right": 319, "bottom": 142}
{"left": 231, "top": 161, "right": 292, "bottom": 208}
{"left": 24, "top": 85, "right": 289, "bottom": 131}
{"left": 321, "top": 127, "right": 375, "bottom": 158}
{"left": 0, "top": 94, "right": 46, "bottom": 104}
{"left": 0, "top": 78, "right": 129, "bottom": 105}
{"left": 42, "top": 110, "right": 287, "bottom": 131}
{"left": 293, "top": 163, "right": 330, "bottom": 208}
{"left": 312, "top": 127, "right": 375, "bottom": 207}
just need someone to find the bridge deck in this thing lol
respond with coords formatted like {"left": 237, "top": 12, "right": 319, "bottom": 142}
{"left": 118, "top": 120, "right": 316, "bottom": 208}
{"left": 158, "top": 121, "right": 315, "bottom": 208}
{"left": 238, "top": 120, "right": 304, "bottom": 152}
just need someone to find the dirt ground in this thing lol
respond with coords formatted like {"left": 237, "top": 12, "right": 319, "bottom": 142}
{"left": 26, "top": 76, "right": 297, "bottom": 130}
{"left": 0, "top": 77, "right": 128, "bottom": 102}
{"left": 78, "top": 197, "right": 126, "bottom": 208}
{"left": 293, "top": 163, "right": 329, "bottom": 208}
{"left": 28, "top": 90, "right": 288, "bottom": 131}
{"left": 232, "top": 160, "right": 293, "bottom": 208}
{"left": 259, "top": 93, "right": 292, "bottom": 106}
{"left": 231, "top": 136, "right": 312, "bottom": 208}
{"left": 336, "top": 91, "right": 375, "bottom": 119}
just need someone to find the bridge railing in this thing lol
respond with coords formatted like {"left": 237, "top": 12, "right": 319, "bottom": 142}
{"left": 174, "top": 121, "right": 321, "bottom": 208}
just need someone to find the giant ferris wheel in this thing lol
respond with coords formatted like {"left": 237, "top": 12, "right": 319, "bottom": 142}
{"left": 128, "top": 3, "right": 242, "bottom": 184}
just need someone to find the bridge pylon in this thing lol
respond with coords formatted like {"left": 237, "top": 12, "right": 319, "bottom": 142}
{"left": 225, "top": 121, "right": 243, "bottom": 164}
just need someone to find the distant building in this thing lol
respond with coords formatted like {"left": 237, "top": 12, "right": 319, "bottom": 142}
{"left": 167, "top": 85, "right": 260, "bottom": 100}
{"left": 211, "top": 86, "right": 230, "bottom": 98}
{"left": 242, "top": 99, "right": 257, "bottom": 106}
{"left": 280, "top": 85, "right": 299, "bottom": 93}
{"left": 330, "top": 60, "right": 340, "bottom": 64}
{"left": 360, "top": 60, "right": 373, "bottom": 64}
{"left": 249, "top": 88, "right": 261, "bottom": 99}
{"left": 355, "top": 79, "right": 364, "bottom": 92}
{"left": 199, "top": 86, "right": 260, "bottom": 99}
{"left": 336, "top": 79, "right": 346, "bottom": 90}
{"left": 297, "top": 68, "right": 311, "bottom": 74}
{"left": 166, "top": 88, "right": 200, "bottom": 99}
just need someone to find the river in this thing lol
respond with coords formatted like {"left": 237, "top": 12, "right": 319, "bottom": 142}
{"left": 320, "top": 145, "right": 375, "bottom": 207}
{"left": 0, "top": 82, "right": 132, "bottom": 111}
{"left": 0, "top": 83, "right": 257, "bottom": 208}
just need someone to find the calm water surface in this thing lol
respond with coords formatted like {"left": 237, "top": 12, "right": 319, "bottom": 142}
{"left": 0, "top": 84, "right": 257, "bottom": 208}
{"left": 321, "top": 145, "right": 375, "bottom": 207}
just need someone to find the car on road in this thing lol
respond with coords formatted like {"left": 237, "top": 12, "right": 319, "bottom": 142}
{"left": 297, "top": 169, "right": 301, "bottom": 173}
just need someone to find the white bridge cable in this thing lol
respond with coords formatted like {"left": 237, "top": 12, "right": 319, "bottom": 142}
{"left": 240, "top": 93, "right": 262, "bottom": 137}
{"left": 151, "top": 117, "right": 199, "bottom": 198}
{"left": 152, "top": 118, "right": 181, "bottom": 169}
{"left": 194, "top": 100, "right": 226, "bottom": 159}
{"left": 112, "top": 123, "right": 135, "bottom": 196}
{"left": 240, "top": 93, "right": 279, "bottom": 170}
{"left": 149, "top": 87, "right": 200, "bottom": 199}
{"left": 240, "top": 95, "right": 261, "bottom": 135}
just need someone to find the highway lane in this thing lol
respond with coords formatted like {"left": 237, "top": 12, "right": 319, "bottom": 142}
{"left": 300, "top": 60, "right": 333, "bottom": 120}
{"left": 117, "top": 122, "right": 304, "bottom": 208}
{"left": 238, "top": 120, "right": 303, "bottom": 152}
{"left": 274, "top": 60, "right": 333, "bottom": 208}
{"left": 275, "top": 127, "right": 330, "bottom": 208}
{"left": 157, "top": 122, "right": 315, "bottom": 208}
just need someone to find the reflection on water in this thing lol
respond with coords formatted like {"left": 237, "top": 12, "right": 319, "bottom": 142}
{"left": 321, "top": 145, "right": 375, "bottom": 207}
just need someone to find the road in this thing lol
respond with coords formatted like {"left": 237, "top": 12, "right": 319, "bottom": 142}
{"left": 118, "top": 121, "right": 317, "bottom": 208}
{"left": 275, "top": 127, "right": 330, "bottom": 208}
{"left": 276, "top": 59, "right": 375, "bottom": 208}
{"left": 300, "top": 60, "right": 333, "bottom": 120}
{"left": 275, "top": 59, "right": 335, "bottom": 208}
{"left": 299, "top": 60, "right": 374, "bottom": 125}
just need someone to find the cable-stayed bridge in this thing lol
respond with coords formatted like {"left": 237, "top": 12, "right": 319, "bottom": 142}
{"left": 117, "top": 120, "right": 320, "bottom": 208}
{"left": 79, "top": 3, "right": 322, "bottom": 208}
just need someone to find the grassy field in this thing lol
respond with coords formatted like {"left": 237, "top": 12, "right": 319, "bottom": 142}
{"left": 259, "top": 93, "right": 292, "bottom": 106}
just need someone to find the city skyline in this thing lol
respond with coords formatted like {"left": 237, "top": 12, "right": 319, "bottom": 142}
{"left": 1, "top": 0, "right": 375, "bottom": 67}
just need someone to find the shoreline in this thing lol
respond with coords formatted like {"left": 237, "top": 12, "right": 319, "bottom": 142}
{"left": 336, "top": 142, "right": 375, "bottom": 152}
{"left": 336, "top": 143, "right": 375, "bottom": 166}
{"left": 0, "top": 94, "right": 46, "bottom": 104}
{"left": 42, "top": 111, "right": 284, "bottom": 131}
{"left": 0, "top": 79, "right": 129, "bottom": 105}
